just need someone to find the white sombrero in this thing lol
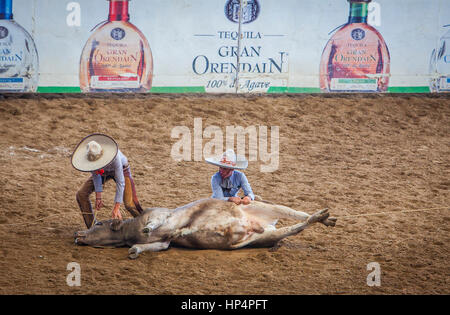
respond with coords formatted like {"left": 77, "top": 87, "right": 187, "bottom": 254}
{"left": 71, "top": 134, "right": 118, "bottom": 172}
{"left": 205, "top": 149, "right": 248, "bottom": 170}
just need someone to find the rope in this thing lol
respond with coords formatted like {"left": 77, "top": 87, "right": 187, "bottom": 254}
{"left": 0, "top": 210, "right": 103, "bottom": 228}
{"left": 0, "top": 213, "right": 61, "bottom": 227}
{"left": 336, "top": 206, "right": 450, "bottom": 219}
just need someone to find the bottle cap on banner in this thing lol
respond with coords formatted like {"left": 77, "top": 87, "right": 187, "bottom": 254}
{"left": 0, "top": 0, "right": 13, "bottom": 20}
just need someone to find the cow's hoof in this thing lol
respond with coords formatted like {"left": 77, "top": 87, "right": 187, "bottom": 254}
{"left": 308, "top": 208, "right": 329, "bottom": 224}
{"left": 269, "top": 241, "right": 283, "bottom": 252}
{"left": 128, "top": 247, "right": 140, "bottom": 260}
{"left": 322, "top": 217, "right": 337, "bottom": 227}
{"left": 254, "top": 195, "right": 263, "bottom": 201}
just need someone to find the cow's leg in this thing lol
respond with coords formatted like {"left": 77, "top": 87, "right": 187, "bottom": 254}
{"left": 231, "top": 208, "right": 330, "bottom": 249}
{"left": 128, "top": 241, "right": 170, "bottom": 259}
{"left": 142, "top": 217, "right": 168, "bottom": 233}
{"left": 242, "top": 202, "right": 336, "bottom": 227}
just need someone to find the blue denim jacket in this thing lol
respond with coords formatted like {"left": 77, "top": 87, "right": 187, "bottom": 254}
{"left": 211, "top": 170, "right": 255, "bottom": 201}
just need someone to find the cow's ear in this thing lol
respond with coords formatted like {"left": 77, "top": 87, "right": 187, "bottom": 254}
{"left": 110, "top": 219, "right": 123, "bottom": 231}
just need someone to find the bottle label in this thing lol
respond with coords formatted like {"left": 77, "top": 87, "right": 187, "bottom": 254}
{"left": 90, "top": 75, "right": 139, "bottom": 89}
{"left": 330, "top": 78, "right": 377, "bottom": 91}
{"left": 0, "top": 77, "right": 25, "bottom": 90}
{"left": 0, "top": 28, "right": 25, "bottom": 68}
{"left": 439, "top": 77, "right": 450, "bottom": 91}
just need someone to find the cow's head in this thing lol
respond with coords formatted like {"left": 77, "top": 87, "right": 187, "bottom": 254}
{"left": 74, "top": 219, "right": 127, "bottom": 247}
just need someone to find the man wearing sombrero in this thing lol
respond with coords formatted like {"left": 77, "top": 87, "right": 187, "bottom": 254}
{"left": 206, "top": 149, "right": 254, "bottom": 205}
{"left": 71, "top": 134, "right": 143, "bottom": 228}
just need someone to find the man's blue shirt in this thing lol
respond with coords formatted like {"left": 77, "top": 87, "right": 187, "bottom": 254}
{"left": 211, "top": 170, "right": 255, "bottom": 201}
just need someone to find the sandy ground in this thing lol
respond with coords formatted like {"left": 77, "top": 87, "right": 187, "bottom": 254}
{"left": 0, "top": 93, "right": 448, "bottom": 295}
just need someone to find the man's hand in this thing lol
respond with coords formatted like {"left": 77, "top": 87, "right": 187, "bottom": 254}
{"left": 228, "top": 197, "right": 241, "bottom": 205}
{"left": 112, "top": 202, "right": 123, "bottom": 220}
{"left": 95, "top": 192, "right": 103, "bottom": 210}
{"left": 95, "top": 199, "right": 104, "bottom": 211}
{"left": 242, "top": 196, "right": 252, "bottom": 205}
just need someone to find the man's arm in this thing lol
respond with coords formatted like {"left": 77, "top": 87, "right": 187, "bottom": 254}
{"left": 92, "top": 174, "right": 104, "bottom": 210}
{"left": 92, "top": 173, "right": 103, "bottom": 193}
{"left": 240, "top": 172, "right": 255, "bottom": 203}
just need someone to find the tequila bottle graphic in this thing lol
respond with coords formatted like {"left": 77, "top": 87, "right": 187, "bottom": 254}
{"left": 80, "top": 0, "right": 153, "bottom": 92}
{"left": 319, "top": 0, "right": 390, "bottom": 92}
{"left": 0, "top": 0, "right": 39, "bottom": 92}
{"left": 429, "top": 25, "right": 450, "bottom": 92}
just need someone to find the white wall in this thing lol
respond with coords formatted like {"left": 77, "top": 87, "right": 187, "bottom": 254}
{"left": 9, "top": 0, "right": 450, "bottom": 92}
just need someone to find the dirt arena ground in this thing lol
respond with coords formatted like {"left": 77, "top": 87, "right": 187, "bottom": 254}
{"left": 0, "top": 93, "right": 448, "bottom": 295}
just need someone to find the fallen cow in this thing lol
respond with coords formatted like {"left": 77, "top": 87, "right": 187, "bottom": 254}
{"left": 74, "top": 198, "right": 336, "bottom": 259}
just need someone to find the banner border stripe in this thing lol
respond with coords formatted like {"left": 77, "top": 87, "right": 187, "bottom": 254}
{"left": 34, "top": 86, "right": 432, "bottom": 94}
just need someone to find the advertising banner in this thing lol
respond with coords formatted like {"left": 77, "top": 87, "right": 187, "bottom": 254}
{"left": 0, "top": 0, "right": 449, "bottom": 93}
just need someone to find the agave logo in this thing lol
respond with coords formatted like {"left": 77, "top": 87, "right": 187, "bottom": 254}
{"left": 111, "top": 28, "right": 126, "bottom": 41}
{"left": 0, "top": 26, "right": 9, "bottom": 40}
{"left": 225, "top": 0, "right": 260, "bottom": 24}
{"left": 351, "top": 28, "right": 366, "bottom": 41}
